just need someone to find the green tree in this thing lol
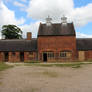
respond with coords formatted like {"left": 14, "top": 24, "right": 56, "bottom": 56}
{"left": 1, "top": 25, "right": 23, "bottom": 39}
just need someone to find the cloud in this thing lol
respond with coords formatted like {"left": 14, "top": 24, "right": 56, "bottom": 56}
{"left": 20, "top": 0, "right": 27, "bottom": 3}
{"left": 14, "top": 1, "right": 26, "bottom": 7}
{"left": 0, "top": 1, "right": 25, "bottom": 26}
{"left": 71, "top": 4, "right": 92, "bottom": 27}
{"left": 3, "top": 0, "right": 27, "bottom": 3}
{"left": 1, "top": 0, "right": 92, "bottom": 39}
{"left": 27, "top": 0, "right": 92, "bottom": 27}
{"left": 20, "top": 22, "right": 92, "bottom": 38}
{"left": 27, "top": 0, "right": 74, "bottom": 21}
{"left": 0, "top": 1, "right": 25, "bottom": 38}
{"left": 76, "top": 32, "right": 92, "bottom": 38}
{"left": 20, "top": 21, "right": 40, "bottom": 38}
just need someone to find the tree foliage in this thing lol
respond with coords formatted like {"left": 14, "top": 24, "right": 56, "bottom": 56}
{"left": 1, "top": 25, "right": 23, "bottom": 39}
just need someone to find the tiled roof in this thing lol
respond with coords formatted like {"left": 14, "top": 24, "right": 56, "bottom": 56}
{"left": 0, "top": 39, "right": 37, "bottom": 51}
{"left": 77, "top": 38, "right": 92, "bottom": 51}
{"left": 38, "top": 23, "right": 76, "bottom": 36}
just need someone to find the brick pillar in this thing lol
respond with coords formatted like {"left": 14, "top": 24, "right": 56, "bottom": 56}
{"left": 0, "top": 52, "right": 2, "bottom": 62}
{"left": 16, "top": 52, "right": 20, "bottom": 62}
{"left": 0, "top": 52, "right": 4, "bottom": 62}
{"left": 9, "top": 52, "right": 12, "bottom": 62}
{"left": 24, "top": 52, "right": 29, "bottom": 62}
{"left": 38, "top": 52, "right": 42, "bottom": 61}
{"left": 34, "top": 52, "right": 37, "bottom": 60}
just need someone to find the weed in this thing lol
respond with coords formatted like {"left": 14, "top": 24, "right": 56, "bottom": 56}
{"left": 0, "top": 63, "right": 14, "bottom": 71}
{"left": 42, "top": 71, "right": 58, "bottom": 78}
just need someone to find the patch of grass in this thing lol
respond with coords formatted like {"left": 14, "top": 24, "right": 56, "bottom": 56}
{"left": 31, "top": 88, "right": 38, "bottom": 92}
{"left": 72, "top": 65, "right": 81, "bottom": 68}
{"left": 0, "top": 81, "right": 2, "bottom": 85}
{"left": 24, "top": 62, "right": 92, "bottom": 68}
{"left": 42, "top": 71, "right": 58, "bottom": 77}
{"left": 0, "top": 63, "right": 14, "bottom": 71}
{"left": 24, "top": 61, "right": 41, "bottom": 63}
{"left": 0, "top": 82, "right": 2, "bottom": 86}
{"left": 20, "top": 88, "right": 38, "bottom": 92}
{"left": 14, "top": 63, "right": 24, "bottom": 66}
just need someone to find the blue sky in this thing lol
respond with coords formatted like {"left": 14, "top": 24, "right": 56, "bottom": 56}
{"left": 74, "top": 0, "right": 92, "bottom": 35}
{"left": 74, "top": 0, "right": 92, "bottom": 7}
{"left": 0, "top": 0, "right": 92, "bottom": 38}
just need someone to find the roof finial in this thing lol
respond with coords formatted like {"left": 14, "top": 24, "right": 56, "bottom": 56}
{"left": 46, "top": 15, "right": 52, "bottom": 26}
{"left": 61, "top": 15, "right": 67, "bottom": 25}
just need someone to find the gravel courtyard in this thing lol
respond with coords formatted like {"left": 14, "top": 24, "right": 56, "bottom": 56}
{"left": 0, "top": 64, "right": 92, "bottom": 92}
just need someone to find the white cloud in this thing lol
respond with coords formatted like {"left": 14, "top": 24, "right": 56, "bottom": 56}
{"left": 27, "top": 0, "right": 92, "bottom": 27}
{"left": 27, "top": 0, "right": 74, "bottom": 21}
{"left": 20, "top": 20, "right": 92, "bottom": 38}
{"left": 14, "top": 1, "right": 26, "bottom": 7}
{"left": 20, "top": 22, "right": 92, "bottom": 38}
{"left": 0, "top": 1, "right": 25, "bottom": 38}
{"left": 25, "top": 0, "right": 92, "bottom": 38}
{"left": 1, "top": 0, "right": 92, "bottom": 39}
{"left": 20, "top": 0, "right": 27, "bottom": 3}
{"left": 71, "top": 4, "right": 92, "bottom": 27}
{"left": 0, "top": 1, "right": 25, "bottom": 26}
{"left": 20, "top": 21, "right": 40, "bottom": 38}
{"left": 76, "top": 32, "right": 92, "bottom": 38}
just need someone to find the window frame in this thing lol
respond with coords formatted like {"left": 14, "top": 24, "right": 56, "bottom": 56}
{"left": 43, "top": 51, "right": 54, "bottom": 60}
{"left": 60, "top": 51, "right": 72, "bottom": 58}
{"left": 47, "top": 52, "right": 54, "bottom": 59}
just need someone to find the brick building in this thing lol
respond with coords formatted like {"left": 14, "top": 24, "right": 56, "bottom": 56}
{"left": 0, "top": 16, "right": 92, "bottom": 62}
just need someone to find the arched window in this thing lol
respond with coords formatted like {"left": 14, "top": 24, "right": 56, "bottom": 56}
{"left": 60, "top": 51, "right": 72, "bottom": 58}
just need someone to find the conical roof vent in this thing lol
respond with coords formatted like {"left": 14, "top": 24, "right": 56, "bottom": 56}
{"left": 46, "top": 16, "right": 52, "bottom": 26}
{"left": 61, "top": 15, "right": 67, "bottom": 25}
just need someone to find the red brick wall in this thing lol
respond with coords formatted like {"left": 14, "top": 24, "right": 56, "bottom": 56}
{"left": 24, "top": 52, "right": 29, "bottom": 61}
{"left": 24, "top": 52, "right": 37, "bottom": 62}
{"left": 8, "top": 52, "right": 20, "bottom": 62}
{"left": 0, "top": 52, "right": 4, "bottom": 62}
{"left": 8, "top": 52, "right": 37, "bottom": 62}
{"left": 0, "top": 51, "right": 37, "bottom": 62}
{"left": 85, "top": 51, "right": 92, "bottom": 60}
{"left": 38, "top": 36, "right": 77, "bottom": 61}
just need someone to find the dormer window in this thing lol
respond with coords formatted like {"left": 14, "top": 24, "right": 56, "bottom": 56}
{"left": 46, "top": 16, "right": 52, "bottom": 26}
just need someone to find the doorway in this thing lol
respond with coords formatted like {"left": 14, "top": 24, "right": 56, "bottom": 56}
{"left": 20, "top": 52, "right": 24, "bottom": 62}
{"left": 4, "top": 52, "right": 9, "bottom": 62}
{"left": 43, "top": 53, "right": 47, "bottom": 62}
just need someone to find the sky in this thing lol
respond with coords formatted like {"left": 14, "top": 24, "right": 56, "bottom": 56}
{"left": 0, "top": 0, "right": 92, "bottom": 38}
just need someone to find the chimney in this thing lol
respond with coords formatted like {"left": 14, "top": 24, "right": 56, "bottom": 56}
{"left": 27, "top": 32, "right": 32, "bottom": 40}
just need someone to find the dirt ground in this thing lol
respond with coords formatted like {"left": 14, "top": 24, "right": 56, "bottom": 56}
{"left": 0, "top": 64, "right": 92, "bottom": 92}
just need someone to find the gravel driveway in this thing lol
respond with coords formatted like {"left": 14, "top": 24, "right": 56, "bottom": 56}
{"left": 0, "top": 65, "right": 92, "bottom": 92}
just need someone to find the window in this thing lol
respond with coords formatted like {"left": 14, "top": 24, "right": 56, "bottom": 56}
{"left": 12, "top": 52, "right": 15, "bottom": 56}
{"left": 43, "top": 52, "right": 54, "bottom": 60}
{"left": 29, "top": 52, "right": 34, "bottom": 58}
{"left": 60, "top": 52, "right": 66, "bottom": 57}
{"left": 48, "top": 52, "right": 54, "bottom": 58}
{"left": 29, "top": 52, "right": 33, "bottom": 55}
{"left": 60, "top": 51, "right": 72, "bottom": 58}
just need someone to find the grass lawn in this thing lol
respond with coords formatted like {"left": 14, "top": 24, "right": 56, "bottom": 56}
{"left": 24, "top": 62, "right": 92, "bottom": 68}
{"left": 0, "top": 63, "right": 13, "bottom": 71}
{"left": 0, "top": 61, "right": 92, "bottom": 71}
